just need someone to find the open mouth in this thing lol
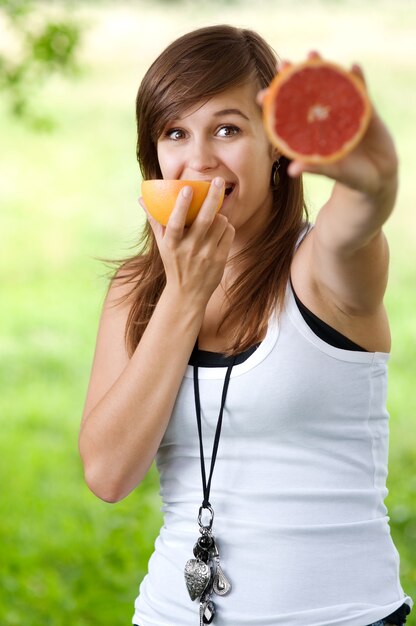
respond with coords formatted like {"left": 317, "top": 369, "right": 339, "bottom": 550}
{"left": 224, "top": 183, "right": 235, "bottom": 197}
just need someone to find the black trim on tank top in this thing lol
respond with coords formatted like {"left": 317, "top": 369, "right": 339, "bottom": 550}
{"left": 291, "top": 287, "right": 368, "bottom": 352}
{"left": 189, "top": 289, "right": 368, "bottom": 367}
{"left": 189, "top": 342, "right": 260, "bottom": 367}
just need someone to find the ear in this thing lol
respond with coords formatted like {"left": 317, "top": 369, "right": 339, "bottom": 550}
{"left": 269, "top": 145, "right": 281, "bottom": 161}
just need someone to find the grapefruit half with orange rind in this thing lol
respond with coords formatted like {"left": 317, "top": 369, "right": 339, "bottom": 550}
{"left": 141, "top": 180, "right": 224, "bottom": 226}
{"left": 263, "top": 58, "right": 372, "bottom": 164}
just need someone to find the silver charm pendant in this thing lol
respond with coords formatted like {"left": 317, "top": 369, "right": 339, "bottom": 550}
{"left": 191, "top": 359, "right": 236, "bottom": 624}
{"left": 185, "top": 505, "right": 231, "bottom": 624}
{"left": 200, "top": 599, "right": 216, "bottom": 625}
{"left": 185, "top": 558, "right": 211, "bottom": 601}
{"left": 213, "top": 563, "right": 231, "bottom": 596}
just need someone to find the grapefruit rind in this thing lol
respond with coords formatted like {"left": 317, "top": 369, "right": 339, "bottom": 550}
{"left": 141, "top": 180, "right": 224, "bottom": 226}
{"left": 263, "top": 58, "right": 372, "bottom": 164}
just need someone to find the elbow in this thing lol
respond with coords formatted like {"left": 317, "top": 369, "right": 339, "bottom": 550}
{"left": 82, "top": 462, "right": 131, "bottom": 503}
{"left": 78, "top": 431, "right": 125, "bottom": 503}
{"left": 84, "top": 469, "right": 124, "bottom": 503}
{"left": 78, "top": 430, "right": 150, "bottom": 503}
{"left": 79, "top": 446, "right": 145, "bottom": 503}
{"left": 79, "top": 447, "right": 131, "bottom": 503}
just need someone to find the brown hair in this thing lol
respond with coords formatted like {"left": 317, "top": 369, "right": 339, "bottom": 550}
{"left": 113, "top": 25, "right": 308, "bottom": 356}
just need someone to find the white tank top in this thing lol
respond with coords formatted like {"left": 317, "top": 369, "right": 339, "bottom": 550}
{"left": 133, "top": 283, "right": 412, "bottom": 626}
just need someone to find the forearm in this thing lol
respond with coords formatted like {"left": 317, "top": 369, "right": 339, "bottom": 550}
{"left": 316, "top": 172, "right": 398, "bottom": 254}
{"left": 79, "top": 286, "right": 205, "bottom": 502}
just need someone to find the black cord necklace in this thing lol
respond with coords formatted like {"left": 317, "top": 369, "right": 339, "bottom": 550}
{"left": 184, "top": 354, "right": 236, "bottom": 625}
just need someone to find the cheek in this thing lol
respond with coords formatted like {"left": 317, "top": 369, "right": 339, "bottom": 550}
{"left": 238, "top": 151, "right": 273, "bottom": 191}
{"left": 236, "top": 137, "right": 273, "bottom": 174}
{"left": 156, "top": 146, "right": 179, "bottom": 179}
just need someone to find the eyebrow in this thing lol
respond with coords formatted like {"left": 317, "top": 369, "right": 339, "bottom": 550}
{"left": 213, "top": 108, "right": 250, "bottom": 121}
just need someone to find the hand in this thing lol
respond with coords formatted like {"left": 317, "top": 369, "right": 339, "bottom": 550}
{"left": 139, "top": 177, "right": 235, "bottom": 307}
{"left": 258, "top": 52, "right": 399, "bottom": 200}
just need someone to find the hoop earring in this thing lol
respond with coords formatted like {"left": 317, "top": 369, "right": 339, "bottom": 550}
{"left": 271, "top": 160, "right": 281, "bottom": 189}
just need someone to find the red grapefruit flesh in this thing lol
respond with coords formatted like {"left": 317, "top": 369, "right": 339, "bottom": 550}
{"left": 263, "top": 58, "right": 372, "bottom": 163}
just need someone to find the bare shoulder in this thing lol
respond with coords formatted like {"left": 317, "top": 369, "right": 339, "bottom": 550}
{"left": 104, "top": 269, "right": 137, "bottom": 316}
{"left": 100, "top": 268, "right": 137, "bottom": 343}
{"left": 291, "top": 227, "right": 391, "bottom": 353}
{"left": 81, "top": 270, "right": 136, "bottom": 422}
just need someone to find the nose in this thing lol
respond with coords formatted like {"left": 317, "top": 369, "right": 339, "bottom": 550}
{"left": 186, "top": 136, "right": 219, "bottom": 175}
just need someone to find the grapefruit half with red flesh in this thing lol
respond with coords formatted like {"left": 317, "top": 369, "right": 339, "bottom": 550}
{"left": 141, "top": 180, "right": 224, "bottom": 226}
{"left": 263, "top": 58, "right": 372, "bottom": 163}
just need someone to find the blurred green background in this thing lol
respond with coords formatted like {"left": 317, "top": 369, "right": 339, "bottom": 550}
{"left": 0, "top": 1, "right": 415, "bottom": 624}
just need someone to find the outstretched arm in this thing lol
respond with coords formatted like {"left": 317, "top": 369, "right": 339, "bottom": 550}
{"left": 259, "top": 52, "right": 398, "bottom": 349}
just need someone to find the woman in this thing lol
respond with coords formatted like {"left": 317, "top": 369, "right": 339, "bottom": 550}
{"left": 79, "top": 25, "right": 412, "bottom": 626}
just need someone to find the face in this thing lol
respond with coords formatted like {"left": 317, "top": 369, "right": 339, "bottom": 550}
{"left": 156, "top": 82, "right": 278, "bottom": 243}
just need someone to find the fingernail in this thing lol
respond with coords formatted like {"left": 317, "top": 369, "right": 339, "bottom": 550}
{"left": 213, "top": 177, "right": 224, "bottom": 188}
{"left": 288, "top": 162, "right": 301, "bottom": 177}
{"left": 182, "top": 186, "right": 192, "bottom": 198}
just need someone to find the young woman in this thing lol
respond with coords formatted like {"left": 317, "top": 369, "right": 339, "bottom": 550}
{"left": 79, "top": 25, "right": 412, "bottom": 626}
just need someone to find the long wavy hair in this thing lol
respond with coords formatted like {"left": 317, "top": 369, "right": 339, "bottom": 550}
{"left": 112, "top": 25, "right": 308, "bottom": 357}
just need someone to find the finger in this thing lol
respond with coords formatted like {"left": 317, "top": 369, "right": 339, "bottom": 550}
{"left": 307, "top": 50, "right": 321, "bottom": 61}
{"left": 279, "top": 59, "right": 292, "bottom": 72}
{"left": 205, "top": 213, "right": 231, "bottom": 246}
{"left": 165, "top": 185, "right": 193, "bottom": 241}
{"left": 191, "top": 177, "right": 225, "bottom": 235}
{"left": 256, "top": 88, "right": 268, "bottom": 107}
{"left": 287, "top": 160, "right": 342, "bottom": 180}
{"left": 287, "top": 160, "right": 309, "bottom": 178}
{"left": 139, "top": 197, "right": 164, "bottom": 239}
{"left": 195, "top": 214, "right": 234, "bottom": 269}
{"left": 287, "top": 159, "right": 333, "bottom": 179}
{"left": 216, "top": 221, "right": 235, "bottom": 258}
{"left": 351, "top": 62, "right": 367, "bottom": 87}
{"left": 258, "top": 60, "right": 292, "bottom": 107}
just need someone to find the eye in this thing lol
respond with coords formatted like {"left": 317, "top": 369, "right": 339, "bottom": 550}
{"left": 164, "top": 128, "right": 186, "bottom": 141}
{"left": 216, "top": 125, "right": 240, "bottom": 138}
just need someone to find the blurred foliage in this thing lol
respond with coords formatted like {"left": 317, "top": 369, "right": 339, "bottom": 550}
{"left": 0, "top": 0, "right": 82, "bottom": 129}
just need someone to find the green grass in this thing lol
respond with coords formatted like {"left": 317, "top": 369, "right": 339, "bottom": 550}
{"left": 1, "top": 1, "right": 415, "bottom": 624}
